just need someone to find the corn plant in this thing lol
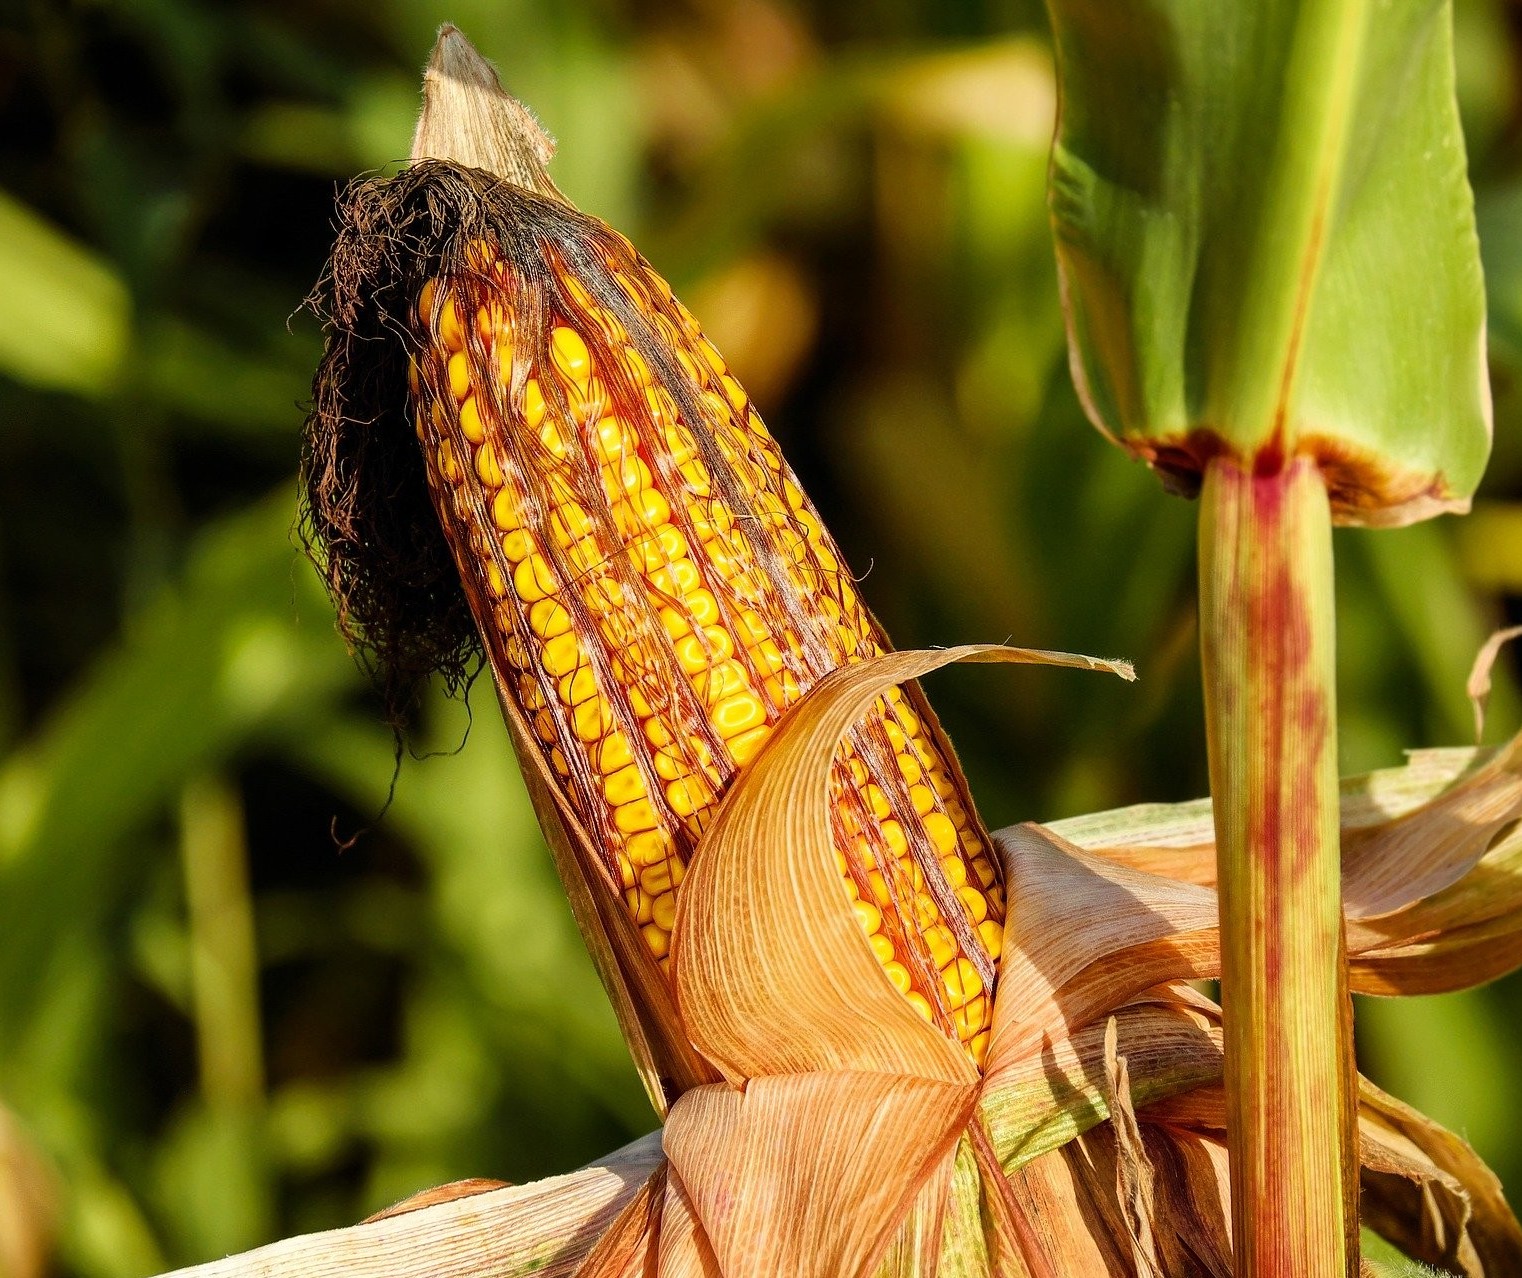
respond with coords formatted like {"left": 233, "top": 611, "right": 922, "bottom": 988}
{"left": 148, "top": 15, "right": 1522, "bottom": 1278}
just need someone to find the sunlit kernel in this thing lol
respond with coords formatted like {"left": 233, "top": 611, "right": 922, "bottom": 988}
{"left": 551, "top": 325, "right": 593, "bottom": 382}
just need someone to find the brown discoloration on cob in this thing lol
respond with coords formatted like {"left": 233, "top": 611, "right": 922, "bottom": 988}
{"left": 304, "top": 163, "right": 1004, "bottom": 1062}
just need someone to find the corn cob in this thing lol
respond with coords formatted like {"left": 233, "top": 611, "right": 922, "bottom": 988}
{"left": 407, "top": 217, "right": 1004, "bottom": 1062}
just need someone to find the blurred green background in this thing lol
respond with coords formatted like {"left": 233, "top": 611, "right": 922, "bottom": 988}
{"left": 2, "top": 1, "right": 1521, "bottom": 1273}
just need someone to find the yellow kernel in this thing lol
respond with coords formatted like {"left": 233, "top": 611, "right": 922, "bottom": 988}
{"left": 923, "top": 812, "right": 959, "bottom": 856}
{"left": 597, "top": 732, "right": 634, "bottom": 774}
{"left": 726, "top": 724, "right": 771, "bottom": 765}
{"left": 614, "top": 487, "right": 672, "bottom": 532}
{"left": 546, "top": 509, "right": 592, "bottom": 553}
{"left": 908, "top": 784, "right": 937, "bottom": 817}
{"left": 880, "top": 819, "right": 908, "bottom": 859}
{"left": 905, "top": 992, "right": 935, "bottom": 1023}
{"left": 954, "top": 996, "right": 990, "bottom": 1038}
{"left": 665, "top": 775, "right": 711, "bottom": 818}
{"left": 492, "top": 488, "right": 521, "bottom": 532}
{"left": 651, "top": 889, "right": 678, "bottom": 933}
{"left": 977, "top": 920, "right": 1004, "bottom": 961}
{"left": 913, "top": 893, "right": 942, "bottom": 931}
{"left": 523, "top": 379, "right": 547, "bottom": 428}
{"left": 650, "top": 559, "right": 702, "bottom": 599}
{"left": 712, "top": 692, "right": 766, "bottom": 739}
{"left": 627, "top": 828, "right": 675, "bottom": 868}
{"left": 594, "top": 415, "right": 633, "bottom": 458}
{"left": 640, "top": 922, "right": 670, "bottom": 959}
{"left": 416, "top": 279, "right": 438, "bottom": 328}
{"left": 550, "top": 747, "right": 571, "bottom": 779}
{"left": 618, "top": 345, "right": 652, "bottom": 386}
{"left": 628, "top": 523, "right": 689, "bottom": 574}
{"left": 438, "top": 296, "right": 464, "bottom": 350}
{"left": 639, "top": 859, "right": 684, "bottom": 896}
{"left": 475, "top": 443, "right": 505, "bottom": 488}
{"left": 869, "top": 933, "right": 895, "bottom": 964}
{"left": 485, "top": 561, "right": 507, "bottom": 598}
{"left": 882, "top": 962, "right": 912, "bottom": 995}
{"left": 762, "top": 671, "right": 803, "bottom": 705}
{"left": 852, "top": 899, "right": 882, "bottom": 935}
{"left": 603, "top": 764, "right": 648, "bottom": 807}
{"left": 572, "top": 698, "right": 611, "bottom": 742}
{"left": 695, "top": 659, "right": 748, "bottom": 705}
{"left": 674, "top": 625, "right": 734, "bottom": 674}
{"left": 867, "top": 870, "right": 891, "bottom": 908}
{"left": 957, "top": 885, "right": 989, "bottom": 925}
{"left": 625, "top": 887, "right": 654, "bottom": 925}
{"left": 923, "top": 923, "right": 957, "bottom": 970}
{"left": 943, "top": 957, "right": 984, "bottom": 1005}
{"left": 861, "top": 784, "right": 892, "bottom": 819}
{"left": 501, "top": 529, "right": 534, "bottom": 563}
{"left": 939, "top": 855, "right": 968, "bottom": 889}
{"left": 529, "top": 598, "right": 571, "bottom": 639}
{"left": 459, "top": 395, "right": 486, "bottom": 443}
{"left": 558, "top": 665, "right": 600, "bottom": 707}
{"left": 551, "top": 326, "right": 593, "bottom": 382}
{"left": 971, "top": 857, "right": 998, "bottom": 889}
{"left": 614, "top": 797, "right": 659, "bottom": 835}
{"left": 747, "top": 638, "right": 786, "bottom": 676}
{"left": 447, "top": 350, "right": 471, "bottom": 401}
{"left": 514, "top": 554, "right": 558, "bottom": 603}
{"left": 617, "top": 854, "right": 636, "bottom": 891}
{"left": 685, "top": 590, "right": 721, "bottom": 627}
{"left": 436, "top": 438, "right": 461, "bottom": 484}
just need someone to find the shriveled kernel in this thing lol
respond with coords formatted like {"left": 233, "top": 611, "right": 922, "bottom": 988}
{"left": 639, "top": 859, "right": 683, "bottom": 895}
{"left": 626, "top": 828, "right": 675, "bottom": 868}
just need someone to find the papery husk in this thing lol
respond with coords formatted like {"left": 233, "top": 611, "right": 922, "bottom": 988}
{"left": 153, "top": 1131, "right": 665, "bottom": 1278}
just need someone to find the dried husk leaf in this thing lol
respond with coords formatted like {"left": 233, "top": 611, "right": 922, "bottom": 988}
{"left": 575, "top": 1162, "right": 666, "bottom": 1278}
{"left": 1029, "top": 738, "right": 1522, "bottom": 1002}
{"left": 987, "top": 824, "right": 1219, "bottom": 1063}
{"left": 933, "top": 1138, "right": 998, "bottom": 1278}
{"left": 1468, "top": 626, "right": 1522, "bottom": 741}
{"left": 874, "top": 1140, "right": 958, "bottom": 1278}
{"left": 656, "top": 1171, "right": 722, "bottom": 1278}
{"left": 153, "top": 1132, "right": 665, "bottom": 1278}
{"left": 1102, "top": 1019, "right": 1163, "bottom": 1277}
{"left": 978, "top": 1001, "right": 1223, "bottom": 1174}
{"left": 1359, "top": 1075, "right": 1522, "bottom": 1275}
{"left": 661, "top": 1071, "right": 974, "bottom": 1278}
{"left": 673, "top": 644, "right": 1132, "bottom": 1086}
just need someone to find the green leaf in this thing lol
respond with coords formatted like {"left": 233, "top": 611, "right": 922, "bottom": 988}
{"left": 1047, "top": 0, "right": 1490, "bottom": 524}
{"left": 0, "top": 190, "right": 131, "bottom": 397}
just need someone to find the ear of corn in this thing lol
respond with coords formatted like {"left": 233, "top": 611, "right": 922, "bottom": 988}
{"left": 408, "top": 221, "right": 1004, "bottom": 1062}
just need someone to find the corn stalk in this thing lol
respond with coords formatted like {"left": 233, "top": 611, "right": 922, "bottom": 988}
{"left": 1045, "top": 0, "right": 1492, "bottom": 1269}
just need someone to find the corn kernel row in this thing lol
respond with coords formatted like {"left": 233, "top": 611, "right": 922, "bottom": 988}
{"left": 407, "top": 235, "right": 1003, "bottom": 1061}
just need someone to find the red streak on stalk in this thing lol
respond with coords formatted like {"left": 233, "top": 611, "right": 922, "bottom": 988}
{"left": 1202, "top": 453, "right": 1350, "bottom": 1276}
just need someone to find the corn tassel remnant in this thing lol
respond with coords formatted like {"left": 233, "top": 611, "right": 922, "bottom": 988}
{"left": 304, "top": 163, "right": 1002, "bottom": 1060}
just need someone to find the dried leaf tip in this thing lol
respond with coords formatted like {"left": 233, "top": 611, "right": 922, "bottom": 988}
{"left": 410, "top": 24, "right": 563, "bottom": 201}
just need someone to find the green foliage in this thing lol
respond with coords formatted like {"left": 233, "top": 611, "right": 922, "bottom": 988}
{"left": 1047, "top": 0, "right": 1489, "bottom": 505}
{"left": 1, "top": 1, "right": 1520, "bottom": 1272}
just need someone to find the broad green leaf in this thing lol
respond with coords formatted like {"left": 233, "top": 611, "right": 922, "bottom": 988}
{"left": 1047, "top": 0, "right": 1490, "bottom": 525}
{"left": 0, "top": 191, "right": 130, "bottom": 397}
